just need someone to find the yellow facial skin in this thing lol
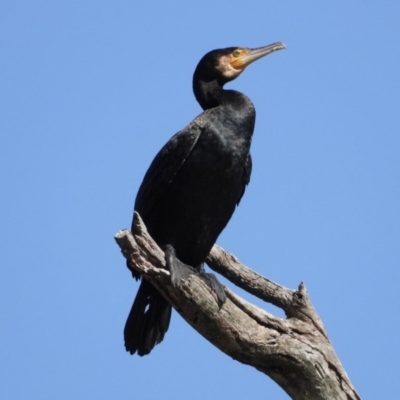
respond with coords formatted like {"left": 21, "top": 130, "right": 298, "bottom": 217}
{"left": 230, "top": 42, "right": 286, "bottom": 70}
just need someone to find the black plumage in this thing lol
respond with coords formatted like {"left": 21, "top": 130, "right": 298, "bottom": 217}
{"left": 124, "top": 43, "right": 285, "bottom": 356}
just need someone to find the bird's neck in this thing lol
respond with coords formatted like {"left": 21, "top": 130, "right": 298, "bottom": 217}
{"left": 193, "top": 79, "right": 249, "bottom": 111}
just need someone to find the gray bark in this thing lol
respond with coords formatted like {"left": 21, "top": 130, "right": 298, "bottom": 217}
{"left": 115, "top": 212, "right": 360, "bottom": 400}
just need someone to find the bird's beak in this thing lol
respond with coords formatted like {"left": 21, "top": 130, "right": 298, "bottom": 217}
{"left": 230, "top": 42, "right": 286, "bottom": 70}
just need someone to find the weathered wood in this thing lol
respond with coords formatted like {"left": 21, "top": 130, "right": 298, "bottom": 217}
{"left": 115, "top": 212, "right": 360, "bottom": 400}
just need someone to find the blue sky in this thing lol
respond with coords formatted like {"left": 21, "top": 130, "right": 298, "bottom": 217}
{"left": 1, "top": 1, "right": 399, "bottom": 399}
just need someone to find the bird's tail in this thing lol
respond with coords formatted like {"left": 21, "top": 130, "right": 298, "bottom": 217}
{"left": 124, "top": 279, "right": 172, "bottom": 356}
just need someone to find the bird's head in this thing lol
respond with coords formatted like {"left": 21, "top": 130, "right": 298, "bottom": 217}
{"left": 194, "top": 42, "right": 286, "bottom": 86}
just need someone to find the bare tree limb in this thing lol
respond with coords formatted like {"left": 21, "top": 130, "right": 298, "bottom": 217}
{"left": 115, "top": 212, "right": 361, "bottom": 400}
{"left": 206, "top": 246, "right": 328, "bottom": 337}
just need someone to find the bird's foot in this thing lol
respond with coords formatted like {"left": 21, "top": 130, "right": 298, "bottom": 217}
{"left": 164, "top": 246, "right": 226, "bottom": 305}
{"left": 199, "top": 271, "right": 226, "bottom": 305}
{"left": 164, "top": 245, "right": 195, "bottom": 287}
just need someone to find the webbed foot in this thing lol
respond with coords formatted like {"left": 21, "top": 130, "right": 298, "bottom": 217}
{"left": 199, "top": 271, "right": 226, "bottom": 305}
{"left": 164, "top": 246, "right": 226, "bottom": 305}
{"left": 164, "top": 245, "right": 195, "bottom": 287}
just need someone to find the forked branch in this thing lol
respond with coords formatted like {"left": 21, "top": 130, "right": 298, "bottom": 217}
{"left": 115, "top": 212, "right": 360, "bottom": 400}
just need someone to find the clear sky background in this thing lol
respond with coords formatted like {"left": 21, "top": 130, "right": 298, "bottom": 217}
{"left": 1, "top": 1, "right": 399, "bottom": 399}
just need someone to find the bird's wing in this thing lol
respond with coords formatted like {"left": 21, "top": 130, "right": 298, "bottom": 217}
{"left": 134, "top": 117, "right": 204, "bottom": 218}
{"left": 237, "top": 153, "right": 252, "bottom": 205}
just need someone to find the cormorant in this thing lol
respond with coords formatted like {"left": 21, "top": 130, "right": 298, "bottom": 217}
{"left": 124, "top": 42, "right": 285, "bottom": 356}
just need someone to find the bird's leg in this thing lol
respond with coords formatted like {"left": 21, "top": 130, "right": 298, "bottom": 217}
{"left": 164, "top": 246, "right": 226, "bottom": 305}
{"left": 164, "top": 245, "right": 196, "bottom": 287}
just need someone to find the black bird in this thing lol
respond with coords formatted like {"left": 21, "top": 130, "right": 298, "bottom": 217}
{"left": 124, "top": 42, "right": 285, "bottom": 356}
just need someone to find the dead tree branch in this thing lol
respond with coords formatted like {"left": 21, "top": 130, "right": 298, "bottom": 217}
{"left": 115, "top": 212, "right": 360, "bottom": 400}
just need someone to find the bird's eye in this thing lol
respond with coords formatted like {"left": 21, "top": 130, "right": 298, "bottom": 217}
{"left": 233, "top": 49, "right": 242, "bottom": 57}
